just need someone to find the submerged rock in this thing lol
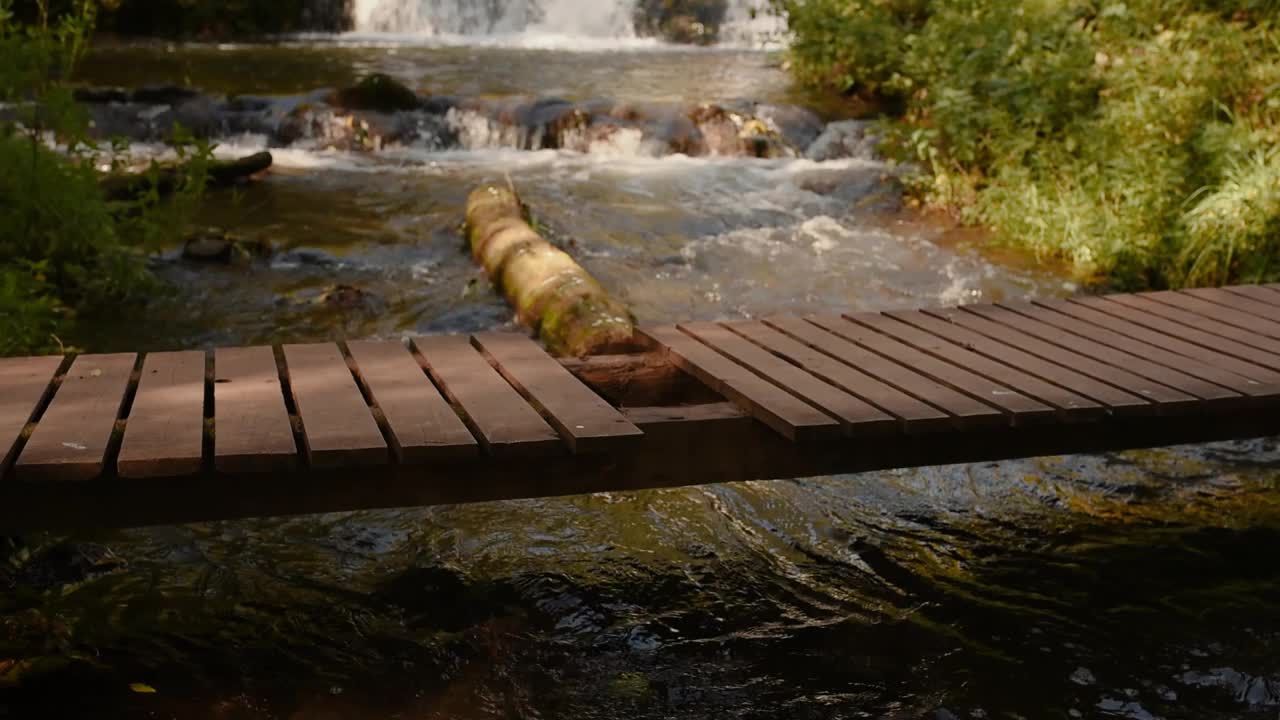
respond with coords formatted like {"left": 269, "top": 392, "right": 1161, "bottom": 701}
{"left": 315, "top": 283, "right": 382, "bottom": 311}
{"left": 182, "top": 229, "right": 272, "bottom": 264}
{"left": 330, "top": 73, "right": 422, "bottom": 112}
{"left": 805, "top": 120, "right": 881, "bottom": 162}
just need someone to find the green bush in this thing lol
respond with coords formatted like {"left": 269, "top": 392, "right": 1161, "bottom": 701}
{"left": 777, "top": 0, "right": 1280, "bottom": 288}
{"left": 0, "top": 1, "right": 207, "bottom": 356}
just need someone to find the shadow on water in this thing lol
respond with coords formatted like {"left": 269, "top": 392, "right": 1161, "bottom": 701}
{"left": 3, "top": 440, "right": 1279, "bottom": 718}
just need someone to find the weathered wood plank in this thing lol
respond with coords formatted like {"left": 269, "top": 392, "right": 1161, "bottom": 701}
{"left": 213, "top": 346, "right": 297, "bottom": 473}
{"left": 639, "top": 325, "right": 839, "bottom": 442}
{"left": 1029, "top": 301, "right": 1280, "bottom": 397}
{"left": 346, "top": 340, "right": 478, "bottom": 462}
{"left": 0, "top": 356, "right": 64, "bottom": 472}
{"left": 819, "top": 314, "right": 1056, "bottom": 425}
{"left": 765, "top": 314, "right": 1004, "bottom": 427}
{"left": 1223, "top": 284, "right": 1280, "bottom": 307}
{"left": 1183, "top": 287, "right": 1280, "bottom": 323}
{"left": 869, "top": 311, "right": 1104, "bottom": 418}
{"left": 1054, "top": 298, "right": 1280, "bottom": 384}
{"left": 891, "top": 309, "right": 1150, "bottom": 415}
{"left": 680, "top": 321, "right": 898, "bottom": 436}
{"left": 726, "top": 320, "right": 952, "bottom": 432}
{"left": 16, "top": 353, "right": 136, "bottom": 482}
{"left": 1142, "top": 290, "right": 1280, "bottom": 341}
{"left": 994, "top": 304, "right": 1243, "bottom": 404}
{"left": 472, "top": 332, "right": 643, "bottom": 453}
{"left": 1106, "top": 294, "right": 1280, "bottom": 357}
{"left": 1088, "top": 296, "right": 1280, "bottom": 373}
{"left": 283, "top": 343, "right": 388, "bottom": 469}
{"left": 118, "top": 351, "right": 206, "bottom": 478}
{"left": 963, "top": 304, "right": 1229, "bottom": 408}
{"left": 927, "top": 305, "right": 1186, "bottom": 410}
{"left": 413, "top": 334, "right": 562, "bottom": 456}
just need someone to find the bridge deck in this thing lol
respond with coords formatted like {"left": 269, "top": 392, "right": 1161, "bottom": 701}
{"left": 3, "top": 285, "right": 1280, "bottom": 532}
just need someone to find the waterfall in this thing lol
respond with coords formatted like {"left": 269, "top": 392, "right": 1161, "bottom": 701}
{"left": 351, "top": 0, "right": 637, "bottom": 37}
{"left": 348, "top": 0, "right": 784, "bottom": 45}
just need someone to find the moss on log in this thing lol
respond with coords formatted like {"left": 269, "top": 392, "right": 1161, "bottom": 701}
{"left": 465, "top": 184, "right": 636, "bottom": 357}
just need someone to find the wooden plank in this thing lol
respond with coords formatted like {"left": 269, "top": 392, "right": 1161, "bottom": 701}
{"left": 1051, "top": 298, "right": 1280, "bottom": 386}
{"left": 961, "top": 304, "right": 1228, "bottom": 408}
{"left": 346, "top": 340, "right": 478, "bottom": 462}
{"left": 679, "top": 321, "right": 897, "bottom": 436}
{"left": 214, "top": 346, "right": 297, "bottom": 473}
{"left": 765, "top": 314, "right": 1004, "bottom": 427}
{"left": 118, "top": 351, "right": 206, "bottom": 478}
{"left": 996, "top": 303, "right": 1243, "bottom": 403}
{"left": 16, "top": 353, "right": 136, "bottom": 482}
{"left": 0, "top": 356, "right": 64, "bottom": 472}
{"left": 1143, "top": 290, "right": 1280, "bottom": 341}
{"left": 866, "top": 311, "right": 1103, "bottom": 418}
{"left": 1090, "top": 295, "right": 1280, "bottom": 373}
{"left": 927, "top": 306, "right": 1188, "bottom": 410}
{"left": 1107, "top": 293, "right": 1280, "bottom": 357}
{"left": 1224, "top": 284, "right": 1280, "bottom": 307}
{"left": 413, "top": 334, "right": 562, "bottom": 456}
{"left": 1183, "top": 287, "right": 1280, "bottom": 323}
{"left": 282, "top": 343, "right": 388, "bottom": 469}
{"left": 726, "top": 320, "right": 952, "bottom": 432}
{"left": 472, "top": 332, "right": 643, "bottom": 453}
{"left": 639, "top": 325, "right": 839, "bottom": 442}
{"left": 890, "top": 310, "right": 1151, "bottom": 415}
{"left": 818, "top": 314, "right": 1056, "bottom": 425}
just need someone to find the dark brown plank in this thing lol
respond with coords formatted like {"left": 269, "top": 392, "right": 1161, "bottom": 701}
{"left": 1089, "top": 296, "right": 1280, "bottom": 373}
{"left": 283, "top": 343, "right": 388, "bottom": 469}
{"left": 889, "top": 310, "right": 1150, "bottom": 416}
{"left": 118, "top": 351, "right": 206, "bottom": 478}
{"left": 997, "top": 303, "right": 1243, "bottom": 403}
{"left": 726, "top": 320, "right": 952, "bottom": 432}
{"left": 679, "top": 321, "right": 897, "bottom": 436}
{"left": 1053, "top": 298, "right": 1280, "bottom": 385}
{"left": 1224, "top": 285, "right": 1280, "bottom": 307}
{"left": 214, "top": 346, "right": 298, "bottom": 473}
{"left": 16, "top": 353, "right": 136, "bottom": 482}
{"left": 639, "top": 325, "right": 839, "bottom": 442}
{"left": 821, "top": 314, "right": 1056, "bottom": 425}
{"left": 1183, "top": 287, "right": 1280, "bottom": 322}
{"left": 1107, "top": 293, "right": 1280, "bottom": 357}
{"left": 927, "top": 305, "right": 1188, "bottom": 410}
{"left": 472, "top": 332, "right": 643, "bottom": 453}
{"left": 961, "top": 304, "right": 1232, "bottom": 408}
{"left": 414, "top": 334, "right": 562, "bottom": 456}
{"left": 1143, "top": 290, "right": 1280, "bottom": 341}
{"left": 346, "top": 340, "right": 478, "bottom": 462}
{"left": 866, "top": 311, "right": 1103, "bottom": 418}
{"left": 0, "top": 356, "right": 64, "bottom": 472}
{"left": 764, "top": 314, "right": 1004, "bottom": 427}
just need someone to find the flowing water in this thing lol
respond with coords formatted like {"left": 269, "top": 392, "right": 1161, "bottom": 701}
{"left": 4, "top": 6, "right": 1280, "bottom": 719}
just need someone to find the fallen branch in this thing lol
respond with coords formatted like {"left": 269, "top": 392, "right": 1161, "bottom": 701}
{"left": 100, "top": 151, "right": 273, "bottom": 202}
{"left": 465, "top": 184, "right": 636, "bottom": 357}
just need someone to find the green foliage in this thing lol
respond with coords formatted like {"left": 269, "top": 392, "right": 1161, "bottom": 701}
{"left": 0, "top": 0, "right": 209, "bottom": 356}
{"left": 778, "top": 0, "right": 1280, "bottom": 288}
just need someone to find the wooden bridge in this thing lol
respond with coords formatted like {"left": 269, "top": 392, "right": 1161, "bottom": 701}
{"left": 3, "top": 285, "right": 1280, "bottom": 533}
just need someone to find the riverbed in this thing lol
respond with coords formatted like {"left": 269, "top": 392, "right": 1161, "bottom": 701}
{"left": 2, "top": 33, "right": 1279, "bottom": 720}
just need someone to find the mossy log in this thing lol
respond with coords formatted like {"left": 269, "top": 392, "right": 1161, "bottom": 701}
{"left": 100, "top": 151, "right": 273, "bottom": 202}
{"left": 465, "top": 184, "right": 636, "bottom": 357}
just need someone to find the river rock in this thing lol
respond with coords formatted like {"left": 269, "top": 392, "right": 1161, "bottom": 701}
{"left": 131, "top": 85, "right": 202, "bottom": 106}
{"left": 805, "top": 120, "right": 881, "bottom": 162}
{"left": 330, "top": 73, "right": 422, "bottom": 112}
{"left": 182, "top": 229, "right": 272, "bottom": 264}
{"left": 635, "top": 0, "right": 728, "bottom": 44}
{"left": 315, "top": 283, "right": 382, "bottom": 311}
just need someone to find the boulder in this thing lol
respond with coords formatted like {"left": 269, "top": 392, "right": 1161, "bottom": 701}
{"left": 330, "top": 73, "right": 422, "bottom": 112}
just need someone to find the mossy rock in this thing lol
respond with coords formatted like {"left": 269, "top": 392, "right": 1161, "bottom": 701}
{"left": 331, "top": 74, "right": 422, "bottom": 112}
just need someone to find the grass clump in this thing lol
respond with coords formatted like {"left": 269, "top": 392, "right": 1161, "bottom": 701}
{"left": 0, "top": 1, "right": 209, "bottom": 356}
{"left": 775, "top": 0, "right": 1280, "bottom": 288}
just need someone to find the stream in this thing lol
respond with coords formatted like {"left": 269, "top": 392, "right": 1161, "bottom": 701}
{"left": 3, "top": 3, "right": 1280, "bottom": 718}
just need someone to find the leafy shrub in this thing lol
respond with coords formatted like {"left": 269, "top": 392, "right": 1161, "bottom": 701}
{"left": 0, "top": 0, "right": 207, "bottom": 356}
{"left": 777, "top": 0, "right": 1280, "bottom": 288}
